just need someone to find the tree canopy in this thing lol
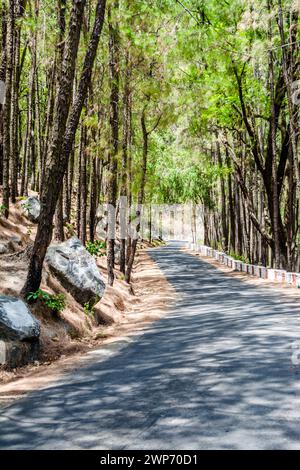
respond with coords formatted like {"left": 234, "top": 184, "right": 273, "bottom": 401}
{"left": 0, "top": 0, "right": 300, "bottom": 290}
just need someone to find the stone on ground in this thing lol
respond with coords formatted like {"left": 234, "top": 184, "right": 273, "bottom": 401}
{"left": 0, "top": 295, "right": 40, "bottom": 368}
{"left": 46, "top": 237, "right": 106, "bottom": 307}
{"left": 21, "top": 196, "right": 41, "bottom": 223}
{"left": 0, "top": 295, "right": 40, "bottom": 341}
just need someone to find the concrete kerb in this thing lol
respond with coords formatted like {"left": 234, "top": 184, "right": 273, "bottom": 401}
{"left": 193, "top": 244, "right": 300, "bottom": 289}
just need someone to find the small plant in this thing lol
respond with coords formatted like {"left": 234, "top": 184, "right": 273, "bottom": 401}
{"left": 229, "top": 251, "right": 250, "bottom": 264}
{"left": 27, "top": 289, "right": 66, "bottom": 314}
{"left": 86, "top": 240, "right": 106, "bottom": 257}
{"left": 84, "top": 302, "right": 95, "bottom": 316}
{"left": 0, "top": 204, "right": 7, "bottom": 216}
{"left": 22, "top": 201, "right": 31, "bottom": 210}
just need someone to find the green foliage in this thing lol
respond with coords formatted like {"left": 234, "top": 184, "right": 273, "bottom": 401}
{"left": 86, "top": 240, "right": 106, "bottom": 257}
{"left": 229, "top": 251, "right": 250, "bottom": 264}
{"left": 27, "top": 290, "right": 66, "bottom": 314}
{"left": 0, "top": 205, "right": 7, "bottom": 216}
{"left": 22, "top": 201, "right": 31, "bottom": 211}
{"left": 84, "top": 303, "right": 95, "bottom": 317}
{"left": 3, "top": 0, "right": 297, "bottom": 271}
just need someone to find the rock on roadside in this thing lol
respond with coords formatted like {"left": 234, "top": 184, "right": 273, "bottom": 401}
{"left": 21, "top": 196, "right": 41, "bottom": 223}
{"left": 46, "top": 237, "right": 106, "bottom": 307}
{"left": 0, "top": 295, "right": 40, "bottom": 341}
{"left": 0, "top": 295, "right": 41, "bottom": 369}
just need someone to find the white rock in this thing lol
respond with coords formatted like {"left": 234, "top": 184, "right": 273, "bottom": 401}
{"left": 46, "top": 237, "right": 106, "bottom": 306}
{"left": 21, "top": 196, "right": 40, "bottom": 223}
{"left": 0, "top": 295, "right": 40, "bottom": 341}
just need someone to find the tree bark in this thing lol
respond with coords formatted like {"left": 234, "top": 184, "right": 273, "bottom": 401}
{"left": 2, "top": 0, "right": 14, "bottom": 218}
{"left": 107, "top": 1, "right": 120, "bottom": 286}
{"left": 120, "top": 50, "right": 130, "bottom": 274}
{"left": 22, "top": 0, "right": 107, "bottom": 295}
{"left": 22, "top": 0, "right": 87, "bottom": 295}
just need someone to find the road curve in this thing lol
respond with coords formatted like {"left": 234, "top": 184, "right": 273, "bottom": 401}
{"left": 1, "top": 242, "right": 300, "bottom": 450}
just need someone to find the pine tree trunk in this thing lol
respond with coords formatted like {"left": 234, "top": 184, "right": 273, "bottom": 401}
{"left": 53, "top": 0, "right": 67, "bottom": 240}
{"left": 216, "top": 137, "right": 228, "bottom": 251}
{"left": 120, "top": 51, "right": 130, "bottom": 274}
{"left": 89, "top": 153, "right": 97, "bottom": 242}
{"left": 126, "top": 109, "right": 148, "bottom": 284}
{"left": 2, "top": 0, "right": 14, "bottom": 218}
{"left": 80, "top": 136, "right": 87, "bottom": 245}
{"left": 10, "top": 22, "right": 19, "bottom": 202}
{"left": 22, "top": 0, "right": 106, "bottom": 295}
{"left": 107, "top": 1, "right": 120, "bottom": 286}
{"left": 0, "top": 2, "right": 7, "bottom": 187}
{"left": 22, "top": 0, "right": 87, "bottom": 296}
{"left": 268, "top": 1, "right": 281, "bottom": 268}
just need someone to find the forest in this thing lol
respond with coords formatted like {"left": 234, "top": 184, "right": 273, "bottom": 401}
{"left": 2, "top": 0, "right": 300, "bottom": 454}
{"left": 0, "top": 0, "right": 300, "bottom": 291}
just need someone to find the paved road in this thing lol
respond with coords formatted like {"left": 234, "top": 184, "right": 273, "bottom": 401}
{"left": 1, "top": 242, "right": 300, "bottom": 449}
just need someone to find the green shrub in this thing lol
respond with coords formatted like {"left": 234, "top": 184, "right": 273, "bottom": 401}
{"left": 0, "top": 204, "right": 7, "bottom": 216}
{"left": 229, "top": 251, "right": 250, "bottom": 264}
{"left": 27, "top": 289, "right": 66, "bottom": 314}
{"left": 84, "top": 302, "right": 95, "bottom": 317}
{"left": 86, "top": 240, "right": 106, "bottom": 257}
{"left": 22, "top": 201, "right": 31, "bottom": 211}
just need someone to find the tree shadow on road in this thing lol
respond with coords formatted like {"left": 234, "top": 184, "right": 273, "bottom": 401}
{"left": 1, "top": 243, "right": 300, "bottom": 449}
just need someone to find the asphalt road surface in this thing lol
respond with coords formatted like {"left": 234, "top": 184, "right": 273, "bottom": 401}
{"left": 1, "top": 242, "right": 300, "bottom": 450}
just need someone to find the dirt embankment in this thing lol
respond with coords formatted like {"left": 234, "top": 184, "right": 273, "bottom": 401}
{"left": 0, "top": 203, "right": 176, "bottom": 404}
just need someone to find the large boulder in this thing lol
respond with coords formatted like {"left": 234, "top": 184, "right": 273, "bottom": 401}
{"left": 21, "top": 196, "right": 40, "bottom": 223}
{"left": 46, "top": 237, "right": 106, "bottom": 307}
{"left": 0, "top": 295, "right": 40, "bottom": 341}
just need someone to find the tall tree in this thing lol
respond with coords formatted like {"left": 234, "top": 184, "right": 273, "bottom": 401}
{"left": 22, "top": 0, "right": 107, "bottom": 295}
{"left": 107, "top": 0, "right": 120, "bottom": 286}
